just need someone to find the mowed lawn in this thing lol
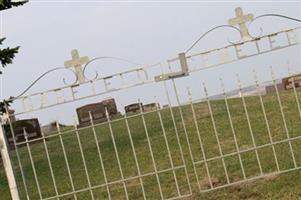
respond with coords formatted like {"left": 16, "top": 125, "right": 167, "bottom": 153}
{"left": 1, "top": 89, "right": 301, "bottom": 200}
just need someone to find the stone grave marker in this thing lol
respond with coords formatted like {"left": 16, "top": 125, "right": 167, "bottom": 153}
{"left": 125, "top": 103, "right": 143, "bottom": 114}
{"left": 5, "top": 118, "right": 42, "bottom": 147}
{"left": 76, "top": 102, "right": 107, "bottom": 127}
{"left": 143, "top": 103, "right": 160, "bottom": 112}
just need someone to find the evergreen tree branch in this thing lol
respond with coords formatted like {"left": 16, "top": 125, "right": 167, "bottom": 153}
{"left": 0, "top": 38, "right": 19, "bottom": 74}
{"left": 0, "top": 97, "right": 13, "bottom": 114}
{"left": 0, "top": 0, "right": 28, "bottom": 11}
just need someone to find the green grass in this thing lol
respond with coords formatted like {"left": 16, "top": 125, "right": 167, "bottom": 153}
{"left": 1, "top": 89, "right": 301, "bottom": 199}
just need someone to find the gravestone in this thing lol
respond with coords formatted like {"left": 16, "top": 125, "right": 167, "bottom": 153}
{"left": 41, "top": 122, "right": 66, "bottom": 136}
{"left": 102, "top": 98, "right": 118, "bottom": 116}
{"left": 125, "top": 103, "right": 143, "bottom": 114}
{"left": 266, "top": 74, "right": 301, "bottom": 94}
{"left": 76, "top": 102, "right": 107, "bottom": 127}
{"left": 265, "top": 83, "right": 285, "bottom": 94}
{"left": 5, "top": 118, "right": 42, "bottom": 147}
{"left": 143, "top": 103, "right": 160, "bottom": 112}
{"left": 282, "top": 74, "right": 301, "bottom": 89}
{"left": 76, "top": 98, "right": 120, "bottom": 127}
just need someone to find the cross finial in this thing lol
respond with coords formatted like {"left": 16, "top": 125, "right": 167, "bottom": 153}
{"left": 228, "top": 7, "right": 254, "bottom": 41}
{"left": 64, "top": 49, "right": 89, "bottom": 84}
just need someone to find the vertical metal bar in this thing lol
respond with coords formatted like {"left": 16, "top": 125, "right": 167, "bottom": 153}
{"left": 165, "top": 51, "right": 196, "bottom": 193}
{"left": 138, "top": 102, "right": 164, "bottom": 199}
{"left": 162, "top": 80, "right": 192, "bottom": 194}
{"left": 219, "top": 78, "right": 247, "bottom": 179}
{"left": 123, "top": 111, "right": 147, "bottom": 200}
{"left": 73, "top": 118, "right": 94, "bottom": 200}
{"left": 286, "top": 63, "right": 301, "bottom": 120}
{"left": 4, "top": 103, "right": 30, "bottom": 200}
{"left": 186, "top": 87, "right": 213, "bottom": 189}
{"left": 235, "top": 75, "right": 264, "bottom": 175}
{"left": 170, "top": 79, "right": 201, "bottom": 190}
{"left": 105, "top": 108, "right": 129, "bottom": 200}
{"left": 91, "top": 81, "right": 96, "bottom": 96}
{"left": 270, "top": 66, "right": 297, "bottom": 168}
{"left": 120, "top": 74, "right": 126, "bottom": 86}
{"left": 255, "top": 39, "right": 261, "bottom": 53}
{"left": 56, "top": 121, "right": 77, "bottom": 200}
{"left": 88, "top": 112, "right": 112, "bottom": 200}
{"left": 40, "top": 130, "right": 59, "bottom": 199}
{"left": 202, "top": 82, "right": 230, "bottom": 184}
{"left": 0, "top": 118, "right": 20, "bottom": 200}
{"left": 23, "top": 128, "right": 43, "bottom": 199}
{"left": 152, "top": 100, "right": 181, "bottom": 196}
{"left": 253, "top": 70, "right": 280, "bottom": 171}
{"left": 136, "top": 69, "right": 142, "bottom": 82}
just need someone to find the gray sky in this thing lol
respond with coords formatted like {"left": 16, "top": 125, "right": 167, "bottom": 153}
{"left": 1, "top": 1, "right": 301, "bottom": 124}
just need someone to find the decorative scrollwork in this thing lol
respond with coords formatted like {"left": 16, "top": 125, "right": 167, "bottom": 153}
{"left": 185, "top": 25, "right": 243, "bottom": 54}
{"left": 83, "top": 56, "right": 142, "bottom": 81}
{"left": 13, "top": 67, "right": 78, "bottom": 99}
{"left": 247, "top": 14, "right": 301, "bottom": 39}
{"left": 8, "top": 10, "right": 301, "bottom": 101}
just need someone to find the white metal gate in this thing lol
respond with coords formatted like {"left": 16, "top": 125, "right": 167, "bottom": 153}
{"left": 1, "top": 7, "right": 301, "bottom": 200}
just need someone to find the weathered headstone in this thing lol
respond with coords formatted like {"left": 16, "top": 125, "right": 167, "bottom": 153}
{"left": 41, "top": 122, "right": 66, "bottom": 135}
{"left": 5, "top": 118, "right": 42, "bottom": 147}
{"left": 125, "top": 103, "right": 143, "bottom": 114}
{"left": 76, "top": 97, "right": 120, "bottom": 127}
{"left": 282, "top": 74, "right": 301, "bottom": 89}
{"left": 143, "top": 103, "right": 160, "bottom": 112}
{"left": 102, "top": 98, "right": 118, "bottom": 116}
{"left": 265, "top": 74, "right": 301, "bottom": 94}
{"left": 76, "top": 102, "right": 107, "bottom": 127}
{"left": 265, "top": 83, "right": 285, "bottom": 94}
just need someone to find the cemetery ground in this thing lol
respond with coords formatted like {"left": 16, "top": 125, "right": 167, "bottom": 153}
{"left": 1, "top": 89, "right": 301, "bottom": 200}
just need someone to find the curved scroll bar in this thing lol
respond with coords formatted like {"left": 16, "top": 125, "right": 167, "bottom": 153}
{"left": 13, "top": 67, "right": 78, "bottom": 99}
{"left": 185, "top": 24, "right": 243, "bottom": 54}
{"left": 83, "top": 56, "right": 142, "bottom": 81}
{"left": 248, "top": 14, "right": 301, "bottom": 39}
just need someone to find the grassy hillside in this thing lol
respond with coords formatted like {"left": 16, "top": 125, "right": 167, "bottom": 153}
{"left": 1, "top": 89, "right": 301, "bottom": 199}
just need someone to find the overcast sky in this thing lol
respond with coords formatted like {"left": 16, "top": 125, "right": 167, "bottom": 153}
{"left": 1, "top": 0, "right": 300, "bottom": 124}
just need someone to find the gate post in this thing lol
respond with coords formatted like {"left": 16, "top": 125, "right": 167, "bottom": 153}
{"left": 0, "top": 115, "right": 20, "bottom": 200}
